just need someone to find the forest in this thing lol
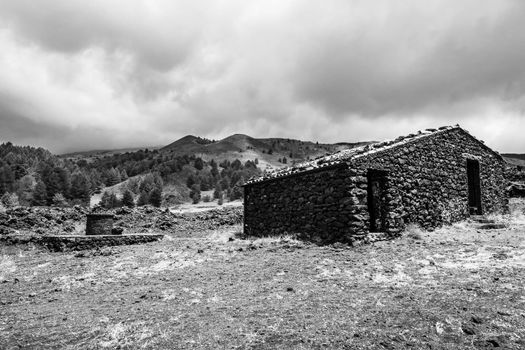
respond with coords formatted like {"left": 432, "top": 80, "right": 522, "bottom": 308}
{"left": 0, "top": 142, "right": 261, "bottom": 209}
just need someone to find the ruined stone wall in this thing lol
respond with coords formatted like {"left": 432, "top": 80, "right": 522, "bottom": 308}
{"left": 244, "top": 165, "right": 367, "bottom": 244}
{"left": 350, "top": 128, "right": 508, "bottom": 234}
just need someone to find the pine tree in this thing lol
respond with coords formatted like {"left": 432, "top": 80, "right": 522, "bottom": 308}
{"left": 121, "top": 189, "right": 135, "bottom": 208}
{"left": 106, "top": 168, "right": 121, "bottom": 186}
{"left": 186, "top": 174, "right": 196, "bottom": 188}
{"left": 70, "top": 172, "right": 91, "bottom": 206}
{"left": 16, "top": 174, "right": 36, "bottom": 206}
{"left": 213, "top": 183, "right": 222, "bottom": 199}
{"left": 100, "top": 191, "right": 111, "bottom": 209}
{"left": 109, "top": 193, "right": 121, "bottom": 208}
{"left": 32, "top": 180, "right": 47, "bottom": 206}
{"left": 0, "top": 166, "right": 15, "bottom": 194}
{"left": 149, "top": 187, "right": 162, "bottom": 207}
{"left": 189, "top": 184, "right": 201, "bottom": 204}
{"left": 137, "top": 191, "right": 149, "bottom": 206}
{"left": 194, "top": 157, "right": 204, "bottom": 171}
{"left": 210, "top": 159, "right": 219, "bottom": 177}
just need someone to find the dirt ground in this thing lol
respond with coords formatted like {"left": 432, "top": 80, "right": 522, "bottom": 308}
{"left": 1, "top": 201, "right": 524, "bottom": 349}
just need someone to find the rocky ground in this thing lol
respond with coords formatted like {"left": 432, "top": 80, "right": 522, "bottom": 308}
{"left": 0, "top": 200, "right": 524, "bottom": 349}
{"left": 0, "top": 205, "right": 243, "bottom": 237}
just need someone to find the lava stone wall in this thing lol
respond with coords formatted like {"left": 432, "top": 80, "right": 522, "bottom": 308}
{"left": 244, "top": 165, "right": 369, "bottom": 244}
{"left": 349, "top": 128, "right": 508, "bottom": 236}
{"left": 244, "top": 128, "right": 508, "bottom": 243}
{"left": 0, "top": 234, "right": 164, "bottom": 252}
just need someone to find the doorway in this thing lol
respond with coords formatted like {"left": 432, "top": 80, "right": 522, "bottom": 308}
{"left": 466, "top": 159, "right": 482, "bottom": 215}
{"left": 367, "top": 170, "right": 388, "bottom": 232}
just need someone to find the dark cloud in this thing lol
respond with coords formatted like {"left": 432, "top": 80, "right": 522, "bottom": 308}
{"left": 0, "top": 0, "right": 201, "bottom": 71}
{"left": 290, "top": 1, "right": 525, "bottom": 117}
{"left": 0, "top": 0, "right": 523, "bottom": 153}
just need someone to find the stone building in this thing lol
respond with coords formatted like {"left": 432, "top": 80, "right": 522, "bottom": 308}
{"left": 243, "top": 126, "right": 508, "bottom": 244}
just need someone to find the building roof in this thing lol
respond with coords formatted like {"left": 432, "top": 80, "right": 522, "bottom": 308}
{"left": 245, "top": 125, "right": 500, "bottom": 185}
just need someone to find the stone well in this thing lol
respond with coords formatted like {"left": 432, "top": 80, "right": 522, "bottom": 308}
{"left": 86, "top": 213, "right": 114, "bottom": 235}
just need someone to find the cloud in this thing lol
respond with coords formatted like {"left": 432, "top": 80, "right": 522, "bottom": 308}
{"left": 0, "top": 0, "right": 524, "bottom": 153}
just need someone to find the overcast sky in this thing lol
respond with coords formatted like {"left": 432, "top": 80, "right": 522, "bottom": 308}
{"left": 0, "top": 0, "right": 524, "bottom": 153}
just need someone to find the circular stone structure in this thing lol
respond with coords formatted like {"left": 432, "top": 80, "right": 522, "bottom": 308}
{"left": 85, "top": 213, "right": 114, "bottom": 235}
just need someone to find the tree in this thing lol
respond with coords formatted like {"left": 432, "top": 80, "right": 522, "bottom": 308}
{"left": 100, "top": 191, "right": 112, "bottom": 209}
{"left": 210, "top": 159, "right": 219, "bottom": 177}
{"left": 1, "top": 192, "right": 19, "bottom": 208}
{"left": 137, "top": 191, "right": 149, "bottom": 206}
{"left": 32, "top": 180, "right": 47, "bottom": 206}
{"left": 121, "top": 189, "right": 135, "bottom": 208}
{"left": 106, "top": 168, "right": 121, "bottom": 186}
{"left": 194, "top": 157, "right": 204, "bottom": 171}
{"left": 108, "top": 193, "right": 121, "bottom": 208}
{"left": 70, "top": 172, "right": 91, "bottom": 206}
{"left": 213, "top": 183, "right": 222, "bottom": 199}
{"left": 189, "top": 184, "right": 201, "bottom": 204}
{"left": 230, "top": 185, "right": 243, "bottom": 201}
{"left": 149, "top": 187, "right": 162, "bottom": 207}
{"left": 0, "top": 166, "right": 15, "bottom": 194}
{"left": 16, "top": 174, "right": 36, "bottom": 206}
{"left": 186, "top": 174, "right": 196, "bottom": 188}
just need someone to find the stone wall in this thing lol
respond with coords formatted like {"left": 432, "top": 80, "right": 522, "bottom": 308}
{"left": 349, "top": 128, "right": 508, "bottom": 235}
{"left": 86, "top": 214, "right": 114, "bottom": 235}
{"left": 244, "top": 128, "right": 508, "bottom": 243}
{"left": 244, "top": 165, "right": 368, "bottom": 244}
{"left": 0, "top": 234, "right": 164, "bottom": 252}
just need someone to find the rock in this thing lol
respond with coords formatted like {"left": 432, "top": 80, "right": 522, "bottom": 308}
{"left": 471, "top": 315, "right": 483, "bottom": 324}
{"left": 461, "top": 324, "right": 476, "bottom": 335}
{"left": 111, "top": 227, "right": 124, "bottom": 235}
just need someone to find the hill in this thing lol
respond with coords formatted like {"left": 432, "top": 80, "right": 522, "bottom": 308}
{"left": 161, "top": 133, "right": 375, "bottom": 172}
{"left": 503, "top": 154, "right": 525, "bottom": 167}
{"left": 1, "top": 134, "right": 374, "bottom": 209}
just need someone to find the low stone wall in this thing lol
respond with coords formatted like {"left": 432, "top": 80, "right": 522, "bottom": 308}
{"left": 0, "top": 234, "right": 164, "bottom": 252}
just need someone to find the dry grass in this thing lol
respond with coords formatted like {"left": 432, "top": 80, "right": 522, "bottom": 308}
{"left": 1, "top": 202, "right": 525, "bottom": 349}
{"left": 403, "top": 223, "right": 424, "bottom": 240}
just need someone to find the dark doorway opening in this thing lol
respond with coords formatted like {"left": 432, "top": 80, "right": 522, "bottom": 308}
{"left": 467, "top": 159, "right": 482, "bottom": 215}
{"left": 367, "top": 170, "right": 388, "bottom": 232}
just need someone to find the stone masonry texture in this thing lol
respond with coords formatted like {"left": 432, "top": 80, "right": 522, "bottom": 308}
{"left": 0, "top": 234, "right": 164, "bottom": 252}
{"left": 86, "top": 214, "right": 114, "bottom": 235}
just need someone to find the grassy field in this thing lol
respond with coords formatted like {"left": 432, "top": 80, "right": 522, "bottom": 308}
{"left": 1, "top": 201, "right": 525, "bottom": 349}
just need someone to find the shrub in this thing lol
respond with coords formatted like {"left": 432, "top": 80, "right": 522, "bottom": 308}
{"left": 404, "top": 223, "right": 423, "bottom": 240}
{"left": 52, "top": 193, "right": 68, "bottom": 207}
{"left": 1, "top": 192, "right": 19, "bottom": 208}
